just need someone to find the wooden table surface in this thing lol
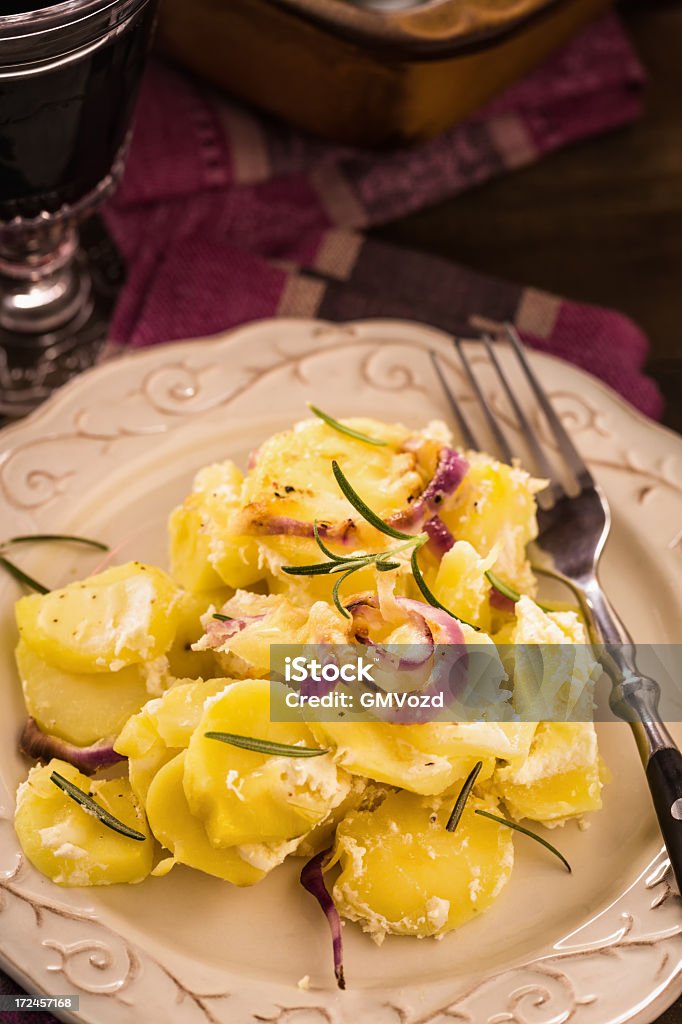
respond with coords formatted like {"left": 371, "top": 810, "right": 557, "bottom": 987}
{"left": 373, "top": 0, "right": 682, "bottom": 437}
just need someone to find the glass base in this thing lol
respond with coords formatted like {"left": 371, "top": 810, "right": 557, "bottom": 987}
{"left": 0, "top": 216, "right": 125, "bottom": 422}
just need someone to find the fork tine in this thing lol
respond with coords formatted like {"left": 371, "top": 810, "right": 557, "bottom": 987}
{"left": 428, "top": 350, "right": 480, "bottom": 450}
{"left": 454, "top": 337, "right": 514, "bottom": 463}
{"left": 482, "top": 335, "right": 563, "bottom": 504}
{"left": 504, "top": 325, "right": 593, "bottom": 489}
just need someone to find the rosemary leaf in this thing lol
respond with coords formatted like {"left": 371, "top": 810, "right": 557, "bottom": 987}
{"left": 410, "top": 547, "right": 478, "bottom": 631}
{"left": 375, "top": 560, "right": 401, "bottom": 572}
{"left": 446, "top": 761, "right": 483, "bottom": 832}
{"left": 474, "top": 809, "right": 572, "bottom": 873}
{"left": 485, "top": 571, "right": 521, "bottom": 603}
{"left": 3, "top": 534, "right": 109, "bottom": 552}
{"left": 332, "top": 566, "right": 360, "bottom": 619}
{"left": 486, "top": 570, "right": 552, "bottom": 613}
{"left": 205, "top": 732, "right": 330, "bottom": 758}
{"left": 332, "top": 461, "right": 415, "bottom": 542}
{"left": 212, "top": 613, "right": 233, "bottom": 622}
{"left": 308, "top": 404, "right": 387, "bottom": 447}
{"left": 328, "top": 558, "right": 373, "bottom": 574}
{"left": 0, "top": 556, "right": 49, "bottom": 594}
{"left": 313, "top": 521, "right": 346, "bottom": 562}
{"left": 281, "top": 561, "right": 339, "bottom": 577}
{"left": 50, "top": 771, "right": 146, "bottom": 842}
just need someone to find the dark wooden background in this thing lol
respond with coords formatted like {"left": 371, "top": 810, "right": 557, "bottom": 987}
{"left": 373, "top": 0, "right": 682, "bottom": 436}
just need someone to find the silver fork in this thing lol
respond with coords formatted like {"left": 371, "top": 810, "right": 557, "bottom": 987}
{"left": 430, "top": 324, "right": 682, "bottom": 890}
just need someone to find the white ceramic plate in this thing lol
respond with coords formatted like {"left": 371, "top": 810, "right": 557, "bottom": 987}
{"left": 1, "top": 318, "right": 681, "bottom": 1024}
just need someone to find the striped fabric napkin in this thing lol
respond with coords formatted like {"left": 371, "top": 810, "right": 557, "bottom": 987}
{"left": 99, "top": 11, "right": 660, "bottom": 418}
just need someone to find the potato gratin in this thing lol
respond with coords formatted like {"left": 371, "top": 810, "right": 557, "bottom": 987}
{"left": 12, "top": 412, "right": 606, "bottom": 970}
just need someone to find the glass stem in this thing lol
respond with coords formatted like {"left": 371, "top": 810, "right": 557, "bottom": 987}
{"left": 0, "top": 225, "right": 89, "bottom": 335}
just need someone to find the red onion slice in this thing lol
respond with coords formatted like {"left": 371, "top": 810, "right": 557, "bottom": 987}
{"left": 349, "top": 594, "right": 434, "bottom": 672}
{"left": 347, "top": 596, "right": 472, "bottom": 720}
{"left": 247, "top": 516, "right": 357, "bottom": 544}
{"left": 20, "top": 717, "right": 126, "bottom": 775}
{"left": 423, "top": 516, "right": 455, "bottom": 557}
{"left": 201, "top": 612, "right": 265, "bottom": 649}
{"left": 489, "top": 586, "right": 516, "bottom": 613}
{"left": 300, "top": 849, "right": 345, "bottom": 989}
{"left": 396, "top": 597, "right": 465, "bottom": 646}
{"left": 388, "top": 447, "right": 468, "bottom": 532}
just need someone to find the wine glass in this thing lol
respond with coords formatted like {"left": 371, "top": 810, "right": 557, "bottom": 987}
{"left": 0, "top": 0, "right": 158, "bottom": 418}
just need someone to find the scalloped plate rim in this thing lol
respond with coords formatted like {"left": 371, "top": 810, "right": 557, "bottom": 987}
{"left": 0, "top": 316, "right": 680, "bottom": 1024}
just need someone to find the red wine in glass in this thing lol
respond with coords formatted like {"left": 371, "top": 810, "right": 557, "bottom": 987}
{"left": 0, "top": 0, "right": 158, "bottom": 337}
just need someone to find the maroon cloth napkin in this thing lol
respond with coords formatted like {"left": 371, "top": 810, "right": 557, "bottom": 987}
{"left": 0, "top": 13, "right": 669, "bottom": 1024}
{"left": 99, "top": 11, "right": 662, "bottom": 419}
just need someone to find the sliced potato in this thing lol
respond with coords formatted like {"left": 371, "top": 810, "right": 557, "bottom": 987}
{"left": 492, "top": 722, "right": 603, "bottom": 824}
{"left": 16, "top": 562, "right": 182, "bottom": 673}
{"left": 309, "top": 720, "right": 502, "bottom": 796}
{"left": 332, "top": 789, "right": 514, "bottom": 941}
{"left": 165, "top": 589, "right": 228, "bottom": 680}
{"left": 201, "top": 592, "right": 351, "bottom": 679}
{"left": 432, "top": 540, "right": 495, "bottom": 632}
{"left": 146, "top": 753, "right": 265, "bottom": 884}
{"left": 440, "top": 453, "right": 543, "bottom": 594}
{"left": 169, "top": 461, "right": 264, "bottom": 591}
{"left": 15, "top": 759, "right": 153, "bottom": 886}
{"left": 16, "top": 639, "right": 151, "bottom": 747}
{"left": 114, "top": 678, "right": 229, "bottom": 804}
{"left": 184, "top": 679, "right": 351, "bottom": 846}
{"left": 509, "top": 596, "right": 598, "bottom": 721}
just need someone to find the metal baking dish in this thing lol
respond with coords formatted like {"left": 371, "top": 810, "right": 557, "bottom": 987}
{"left": 157, "top": 0, "right": 613, "bottom": 145}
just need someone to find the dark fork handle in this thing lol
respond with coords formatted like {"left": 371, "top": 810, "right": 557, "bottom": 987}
{"left": 646, "top": 747, "right": 682, "bottom": 892}
{"left": 576, "top": 576, "right": 682, "bottom": 892}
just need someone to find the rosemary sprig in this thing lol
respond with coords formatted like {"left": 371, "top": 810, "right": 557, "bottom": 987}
{"left": 308, "top": 404, "right": 387, "bottom": 447}
{"left": 0, "top": 556, "right": 49, "bottom": 594}
{"left": 446, "top": 760, "right": 483, "bottom": 832}
{"left": 474, "top": 809, "right": 571, "bottom": 873}
{"left": 212, "top": 613, "right": 233, "bottom": 622}
{"left": 50, "top": 771, "right": 146, "bottom": 842}
{"left": 204, "top": 732, "right": 330, "bottom": 758}
{"left": 2, "top": 534, "right": 108, "bottom": 552}
{"left": 282, "top": 461, "right": 477, "bottom": 628}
